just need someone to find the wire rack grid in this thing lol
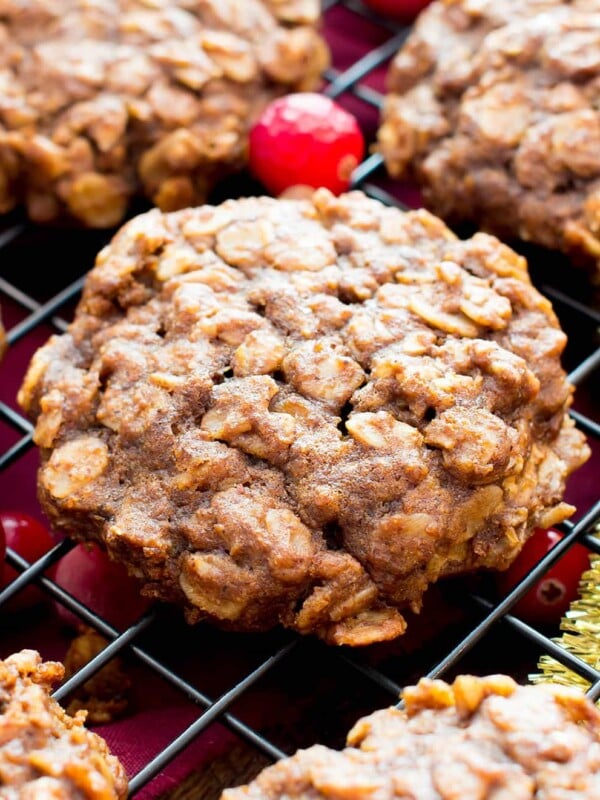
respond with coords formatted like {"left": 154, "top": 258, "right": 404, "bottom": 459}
{"left": 0, "top": 1, "right": 599, "bottom": 797}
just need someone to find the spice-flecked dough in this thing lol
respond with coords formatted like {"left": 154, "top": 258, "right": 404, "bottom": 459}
{"left": 0, "top": 0, "right": 327, "bottom": 226}
{"left": 19, "top": 190, "right": 589, "bottom": 646}
{"left": 379, "top": 0, "right": 600, "bottom": 278}
{"left": 222, "top": 675, "right": 600, "bottom": 799}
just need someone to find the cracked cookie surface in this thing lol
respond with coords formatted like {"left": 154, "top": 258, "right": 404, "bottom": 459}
{"left": 378, "top": 0, "right": 600, "bottom": 278}
{"left": 222, "top": 675, "right": 600, "bottom": 799}
{"left": 19, "top": 190, "right": 589, "bottom": 645}
{"left": 0, "top": 0, "right": 327, "bottom": 226}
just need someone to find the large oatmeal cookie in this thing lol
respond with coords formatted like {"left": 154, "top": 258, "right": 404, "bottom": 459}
{"left": 222, "top": 675, "right": 600, "bottom": 800}
{"left": 19, "top": 190, "right": 589, "bottom": 646}
{"left": 378, "top": 0, "right": 600, "bottom": 277}
{"left": 0, "top": 650, "right": 127, "bottom": 799}
{"left": 0, "top": 0, "right": 327, "bottom": 227}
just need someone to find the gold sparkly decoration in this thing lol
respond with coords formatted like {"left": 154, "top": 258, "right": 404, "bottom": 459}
{"left": 531, "top": 550, "right": 600, "bottom": 692}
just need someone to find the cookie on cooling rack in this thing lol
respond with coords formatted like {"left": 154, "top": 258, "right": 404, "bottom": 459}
{"left": 0, "top": 649, "right": 127, "bottom": 798}
{"left": 19, "top": 189, "right": 589, "bottom": 646}
{"left": 222, "top": 674, "right": 600, "bottom": 799}
{"left": 0, "top": 0, "right": 327, "bottom": 227}
{"left": 378, "top": 0, "right": 600, "bottom": 278}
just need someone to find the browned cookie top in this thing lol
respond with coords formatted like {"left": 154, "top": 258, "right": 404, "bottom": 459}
{"left": 19, "top": 190, "right": 588, "bottom": 646}
{"left": 0, "top": 649, "right": 127, "bottom": 799}
{"left": 0, "top": 0, "right": 327, "bottom": 227}
{"left": 379, "top": 0, "right": 600, "bottom": 276}
{"left": 221, "top": 675, "right": 600, "bottom": 800}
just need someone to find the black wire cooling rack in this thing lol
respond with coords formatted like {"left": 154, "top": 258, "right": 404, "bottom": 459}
{"left": 1, "top": 1, "right": 600, "bottom": 797}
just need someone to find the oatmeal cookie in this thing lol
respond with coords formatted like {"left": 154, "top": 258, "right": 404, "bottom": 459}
{"left": 222, "top": 675, "right": 600, "bottom": 800}
{"left": 378, "top": 0, "right": 600, "bottom": 277}
{"left": 0, "top": 649, "right": 127, "bottom": 798}
{"left": 0, "top": 0, "right": 327, "bottom": 227}
{"left": 19, "top": 190, "right": 589, "bottom": 646}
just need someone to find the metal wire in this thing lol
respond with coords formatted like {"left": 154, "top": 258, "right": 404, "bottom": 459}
{"left": 5, "top": 275, "right": 86, "bottom": 345}
{"left": 127, "top": 641, "right": 298, "bottom": 794}
{"left": 0, "top": 1, "right": 599, "bottom": 796}
{"left": 425, "top": 501, "right": 600, "bottom": 683}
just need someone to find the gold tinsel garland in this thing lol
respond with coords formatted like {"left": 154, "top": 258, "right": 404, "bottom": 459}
{"left": 531, "top": 550, "right": 600, "bottom": 692}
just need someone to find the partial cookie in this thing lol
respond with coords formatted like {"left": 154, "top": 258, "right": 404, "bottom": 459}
{"left": 378, "top": 0, "right": 600, "bottom": 278}
{"left": 19, "top": 190, "right": 589, "bottom": 645}
{"left": 222, "top": 675, "right": 600, "bottom": 800}
{"left": 0, "top": 649, "right": 127, "bottom": 798}
{"left": 0, "top": 0, "right": 328, "bottom": 227}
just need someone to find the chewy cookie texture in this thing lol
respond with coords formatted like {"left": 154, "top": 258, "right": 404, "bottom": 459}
{"left": 0, "top": 650, "right": 127, "bottom": 799}
{"left": 379, "top": 0, "right": 600, "bottom": 278}
{"left": 222, "top": 675, "right": 600, "bottom": 800}
{"left": 0, "top": 0, "right": 327, "bottom": 227}
{"left": 20, "top": 190, "right": 588, "bottom": 646}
